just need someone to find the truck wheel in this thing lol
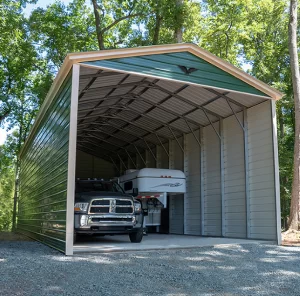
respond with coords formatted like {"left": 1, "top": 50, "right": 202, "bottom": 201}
{"left": 129, "top": 228, "right": 143, "bottom": 243}
{"left": 73, "top": 231, "right": 77, "bottom": 244}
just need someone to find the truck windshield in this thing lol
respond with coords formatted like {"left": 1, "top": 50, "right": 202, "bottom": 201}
{"left": 76, "top": 181, "right": 124, "bottom": 193}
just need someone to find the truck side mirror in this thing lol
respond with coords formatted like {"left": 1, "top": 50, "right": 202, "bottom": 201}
{"left": 132, "top": 188, "right": 138, "bottom": 197}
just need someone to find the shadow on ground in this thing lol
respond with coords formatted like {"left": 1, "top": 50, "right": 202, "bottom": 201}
{"left": 0, "top": 240, "right": 300, "bottom": 296}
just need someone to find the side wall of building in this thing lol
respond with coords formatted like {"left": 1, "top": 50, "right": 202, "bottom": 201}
{"left": 247, "top": 101, "right": 277, "bottom": 240}
{"left": 17, "top": 74, "right": 72, "bottom": 252}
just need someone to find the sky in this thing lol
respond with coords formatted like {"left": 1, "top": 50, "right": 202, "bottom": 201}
{"left": 0, "top": 0, "right": 252, "bottom": 146}
{"left": 24, "top": 0, "right": 74, "bottom": 16}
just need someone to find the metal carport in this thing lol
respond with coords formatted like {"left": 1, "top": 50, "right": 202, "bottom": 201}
{"left": 17, "top": 43, "right": 283, "bottom": 255}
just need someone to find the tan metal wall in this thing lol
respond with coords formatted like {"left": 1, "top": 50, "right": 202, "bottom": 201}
{"left": 223, "top": 113, "right": 247, "bottom": 238}
{"left": 184, "top": 132, "right": 201, "bottom": 235}
{"left": 76, "top": 150, "right": 116, "bottom": 179}
{"left": 169, "top": 138, "right": 184, "bottom": 234}
{"left": 247, "top": 101, "right": 277, "bottom": 240}
{"left": 203, "top": 122, "right": 222, "bottom": 236}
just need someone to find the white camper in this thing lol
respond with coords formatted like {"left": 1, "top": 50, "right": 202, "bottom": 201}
{"left": 119, "top": 168, "right": 186, "bottom": 231}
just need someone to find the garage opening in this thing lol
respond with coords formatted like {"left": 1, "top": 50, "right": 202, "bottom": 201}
{"left": 17, "top": 44, "right": 283, "bottom": 255}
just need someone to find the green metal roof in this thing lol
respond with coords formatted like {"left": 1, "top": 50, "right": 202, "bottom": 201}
{"left": 81, "top": 52, "right": 267, "bottom": 97}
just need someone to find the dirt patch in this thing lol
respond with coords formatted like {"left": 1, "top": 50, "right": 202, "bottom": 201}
{"left": 282, "top": 229, "right": 300, "bottom": 246}
{"left": 0, "top": 232, "right": 32, "bottom": 242}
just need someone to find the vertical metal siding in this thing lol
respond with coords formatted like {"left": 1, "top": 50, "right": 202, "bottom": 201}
{"left": 169, "top": 139, "right": 184, "bottom": 234}
{"left": 17, "top": 74, "right": 72, "bottom": 252}
{"left": 146, "top": 149, "right": 156, "bottom": 168}
{"left": 247, "top": 101, "right": 277, "bottom": 240}
{"left": 203, "top": 123, "right": 222, "bottom": 236}
{"left": 76, "top": 150, "right": 115, "bottom": 179}
{"left": 223, "top": 114, "right": 247, "bottom": 238}
{"left": 184, "top": 132, "right": 201, "bottom": 235}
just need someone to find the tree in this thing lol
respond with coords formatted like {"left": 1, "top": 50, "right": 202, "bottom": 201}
{"left": 91, "top": 0, "right": 144, "bottom": 50}
{"left": 288, "top": 0, "right": 300, "bottom": 230}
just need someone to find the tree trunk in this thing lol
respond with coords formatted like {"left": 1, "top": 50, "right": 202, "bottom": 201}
{"left": 288, "top": 0, "right": 300, "bottom": 230}
{"left": 12, "top": 159, "right": 20, "bottom": 231}
{"left": 92, "top": 0, "right": 105, "bottom": 50}
{"left": 174, "top": 0, "right": 183, "bottom": 43}
{"left": 153, "top": 5, "right": 162, "bottom": 45}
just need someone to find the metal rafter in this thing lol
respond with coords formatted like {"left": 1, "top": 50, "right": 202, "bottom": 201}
{"left": 80, "top": 71, "right": 123, "bottom": 80}
{"left": 79, "top": 70, "right": 103, "bottom": 99}
{"left": 85, "top": 133, "right": 137, "bottom": 158}
{"left": 78, "top": 74, "right": 131, "bottom": 125}
{"left": 79, "top": 80, "right": 152, "bottom": 100}
{"left": 79, "top": 79, "right": 160, "bottom": 148}
{"left": 204, "top": 88, "right": 247, "bottom": 108}
{"left": 152, "top": 84, "right": 223, "bottom": 119}
{"left": 87, "top": 82, "right": 186, "bottom": 147}
{"left": 78, "top": 121, "right": 168, "bottom": 145}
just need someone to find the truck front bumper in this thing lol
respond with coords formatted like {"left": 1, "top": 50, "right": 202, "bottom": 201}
{"left": 74, "top": 214, "right": 143, "bottom": 234}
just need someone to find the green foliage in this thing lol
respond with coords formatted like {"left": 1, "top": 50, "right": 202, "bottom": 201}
{"left": 0, "top": 0, "right": 296, "bottom": 230}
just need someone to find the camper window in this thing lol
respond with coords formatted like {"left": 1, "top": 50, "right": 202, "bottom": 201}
{"left": 124, "top": 181, "right": 133, "bottom": 191}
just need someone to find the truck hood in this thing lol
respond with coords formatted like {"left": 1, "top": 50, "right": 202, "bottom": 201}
{"left": 75, "top": 191, "right": 133, "bottom": 203}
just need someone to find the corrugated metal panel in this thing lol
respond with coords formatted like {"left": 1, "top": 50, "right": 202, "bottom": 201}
{"left": 17, "top": 74, "right": 72, "bottom": 252}
{"left": 223, "top": 114, "right": 246, "bottom": 238}
{"left": 81, "top": 52, "right": 268, "bottom": 96}
{"left": 228, "top": 92, "right": 266, "bottom": 107}
{"left": 76, "top": 150, "right": 115, "bottom": 178}
{"left": 247, "top": 101, "right": 276, "bottom": 240}
{"left": 184, "top": 132, "right": 201, "bottom": 235}
{"left": 205, "top": 98, "right": 242, "bottom": 118}
{"left": 169, "top": 139, "right": 184, "bottom": 234}
{"left": 203, "top": 122, "right": 222, "bottom": 236}
{"left": 178, "top": 85, "right": 216, "bottom": 106}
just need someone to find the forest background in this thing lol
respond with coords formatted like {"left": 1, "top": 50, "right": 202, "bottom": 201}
{"left": 0, "top": 0, "right": 294, "bottom": 231}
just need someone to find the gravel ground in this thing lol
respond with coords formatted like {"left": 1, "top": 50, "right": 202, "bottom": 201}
{"left": 1, "top": 241, "right": 300, "bottom": 296}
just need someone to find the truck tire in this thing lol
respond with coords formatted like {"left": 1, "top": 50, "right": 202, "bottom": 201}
{"left": 129, "top": 228, "right": 143, "bottom": 243}
{"left": 73, "top": 231, "right": 77, "bottom": 244}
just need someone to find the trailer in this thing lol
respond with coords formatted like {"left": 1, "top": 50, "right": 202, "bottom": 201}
{"left": 119, "top": 168, "right": 186, "bottom": 232}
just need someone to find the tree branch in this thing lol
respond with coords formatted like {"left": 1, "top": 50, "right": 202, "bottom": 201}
{"left": 101, "top": 13, "right": 144, "bottom": 34}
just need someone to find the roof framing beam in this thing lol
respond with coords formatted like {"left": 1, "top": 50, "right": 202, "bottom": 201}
{"left": 80, "top": 71, "right": 123, "bottom": 80}
{"left": 205, "top": 88, "right": 247, "bottom": 108}
{"left": 152, "top": 84, "right": 223, "bottom": 119}
{"left": 78, "top": 74, "right": 131, "bottom": 125}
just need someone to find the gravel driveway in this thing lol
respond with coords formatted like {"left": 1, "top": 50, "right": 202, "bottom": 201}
{"left": 1, "top": 241, "right": 300, "bottom": 296}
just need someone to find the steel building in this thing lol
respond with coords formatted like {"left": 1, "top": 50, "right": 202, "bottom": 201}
{"left": 17, "top": 44, "right": 283, "bottom": 255}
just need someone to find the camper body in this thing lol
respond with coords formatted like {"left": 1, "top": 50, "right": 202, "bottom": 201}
{"left": 119, "top": 168, "right": 186, "bottom": 230}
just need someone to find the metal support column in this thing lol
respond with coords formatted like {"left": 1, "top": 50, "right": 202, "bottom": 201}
{"left": 66, "top": 64, "right": 80, "bottom": 256}
{"left": 243, "top": 108, "right": 251, "bottom": 238}
{"left": 220, "top": 119, "right": 225, "bottom": 237}
{"left": 183, "top": 134, "right": 188, "bottom": 235}
{"left": 200, "top": 127, "right": 205, "bottom": 236}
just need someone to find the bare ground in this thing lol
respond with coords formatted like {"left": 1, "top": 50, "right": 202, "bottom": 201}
{"left": 282, "top": 229, "right": 300, "bottom": 246}
{"left": 0, "top": 231, "right": 32, "bottom": 241}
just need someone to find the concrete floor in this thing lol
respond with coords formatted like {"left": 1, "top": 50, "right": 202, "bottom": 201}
{"left": 73, "top": 233, "right": 273, "bottom": 254}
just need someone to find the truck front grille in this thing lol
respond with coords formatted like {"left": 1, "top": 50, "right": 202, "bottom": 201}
{"left": 90, "top": 207, "right": 109, "bottom": 213}
{"left": 115, "top": 207, "right": 133, "bottom": 213}
{"left": 89, "top": 198, "right": 134, "bottom": 214}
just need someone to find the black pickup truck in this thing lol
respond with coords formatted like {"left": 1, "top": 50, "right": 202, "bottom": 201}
{"left": 74, "top": 179, "right": 143, "bottom": 243}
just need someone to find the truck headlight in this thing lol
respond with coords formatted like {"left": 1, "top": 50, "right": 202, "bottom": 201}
{"left": 134, "top": 202, "right": 142, "bottom": 214}
{"left": 74, "top": 203, "right": 89, "bottom": 212}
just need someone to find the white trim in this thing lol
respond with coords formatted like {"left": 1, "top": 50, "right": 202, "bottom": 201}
{"left": 79, "top": 63, "right": 274, "bottom": 101}
{"left": 244, "top": 108, "right": 251, "bottom": 238}
{"left": 271, "top": 100, "right": 282, "bottom": 245}
{"left": 220, "top": 119, "right": 225, "bottom": 236}
{"left": 200, "top": 127, "right": 205, "bottom": 236}
{"left": 67, "top": 43, "right": 283, "bottom": 100}
{"left": 183, "top": 134, "right": 188, "bottom": 235}
{"left": 65, "top": 64, "right": 80, "bottom": 256}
